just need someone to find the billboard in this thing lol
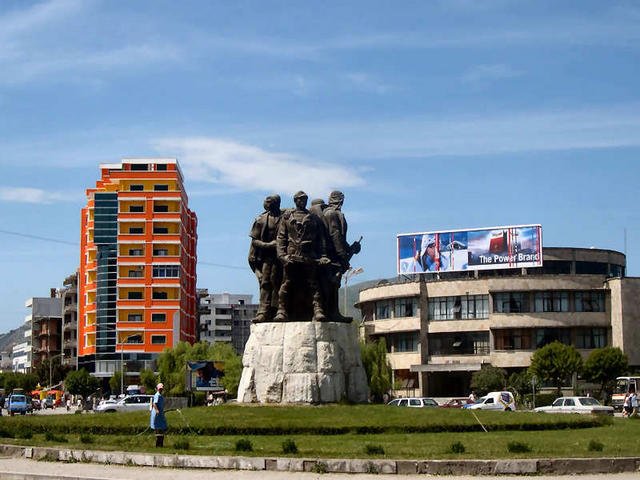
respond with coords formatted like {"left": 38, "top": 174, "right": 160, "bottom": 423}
{"left": 186, "top": 361, "right": 225, "bottom": 392}
{"left": 397, "top": 224, "right": 542, "bottom": 274}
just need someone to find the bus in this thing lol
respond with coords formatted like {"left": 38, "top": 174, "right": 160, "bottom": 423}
{"left": 611, "top": 376, "right": 640, "bottom": 411}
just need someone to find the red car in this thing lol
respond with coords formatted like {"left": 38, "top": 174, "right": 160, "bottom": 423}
{"left": 440, "top": 398, "right": 473, "bottom": 409}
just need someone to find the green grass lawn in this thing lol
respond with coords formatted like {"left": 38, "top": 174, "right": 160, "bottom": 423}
{"left": 1, "top": 405, "right": 637, "bottom": 459}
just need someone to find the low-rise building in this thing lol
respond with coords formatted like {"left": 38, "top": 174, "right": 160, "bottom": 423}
{"left": 199, "top": 292, "right": 257, "bottom": 355}
{"left": 357, "top": 247, "right": 640, "bottom": 397}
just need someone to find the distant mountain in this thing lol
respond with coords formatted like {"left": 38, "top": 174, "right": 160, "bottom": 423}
{"left": 0, "top": 324, "right": 28, "bottom": 354}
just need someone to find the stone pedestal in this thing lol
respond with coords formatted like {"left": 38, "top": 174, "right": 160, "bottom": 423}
{"left": 237, "top": 322, "right": 369, "bottom": 404}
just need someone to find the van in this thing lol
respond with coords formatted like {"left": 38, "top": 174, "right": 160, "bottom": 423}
{"left": 464, "top": 391, "right": 516, "bottom": 411}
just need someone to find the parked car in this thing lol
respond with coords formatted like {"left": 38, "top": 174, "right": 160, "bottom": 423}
{"left": 440, "top": 398, "right": 473, "bottom": 409}
{"left": 7, "top": 394, "right": 29, "bottom": 416}
{"left": 534, "top": 396, "right": 614, "bottom": 416}
{"left": 387, "top": 397, "right": 439, "bottom": 408}
{"left": 94, "top": 395, "right": 153, "bottom": 413}
{"left": 463, "top": 391, "right": 516, "bottom": 411}
{"left": 43, "top": 396, "right": 56, "bottom": 409}
{"left": 31, "top": 398, "right": 42, "bottom": 411}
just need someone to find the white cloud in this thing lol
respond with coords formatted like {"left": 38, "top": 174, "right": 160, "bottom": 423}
{"left": 344, "top": 72, "right": 392, "bottom": 94}
{"left": 461, "top": 64, "right": 522, "bottom": 86}
{"left": 152, "top": 137, "right": 365, "bottom": 197}
{"left": 0, "top": 187, "right": 74, "bottom": 204}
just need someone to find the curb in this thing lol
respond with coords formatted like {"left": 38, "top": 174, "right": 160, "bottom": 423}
{"left": 1, "top": 444, "right": 639, "bottom": 476}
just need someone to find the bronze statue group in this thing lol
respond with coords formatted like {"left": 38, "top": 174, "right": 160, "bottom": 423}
{"left": 248, "top": 190, "right": 361, "bottom": 323}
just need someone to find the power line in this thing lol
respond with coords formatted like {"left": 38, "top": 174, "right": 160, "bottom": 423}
{"left": 0, "top": 229, "right": 246, "bottom": 271}
{"left": 0, "top": 229, "right": 78, "bottom": 246}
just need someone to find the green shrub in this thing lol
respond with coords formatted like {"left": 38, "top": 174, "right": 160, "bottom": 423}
{"left": 507, "top": 441, "right": 531, "bottom": 453}
{"left": 173, "top": 438, "right": 190, "bottom": 450}
{"left": 235, "top": 438, "right": 253, "bottom": 452}
{"left": 281, "top": 438, "right": 298, "bottom": 454}
{"left": 79, "top": 434, "right": 94, "bottom": 444}
{"left": 588, "top": 440, "right": 604, "bottom": 452}
{"left": 364, "top": 444, "right": 385, "bottom": 455}
{"left": 15, "top": 428, "right": 32, "bottom": 439}
{"left": 311, "top": 461, "right": 328, "bottom": 474}
{"left": 44, "top": 431, "right": 68, "bottom": 443}
{"left": 449, "top": 441, "right": 465, "bottom": 454}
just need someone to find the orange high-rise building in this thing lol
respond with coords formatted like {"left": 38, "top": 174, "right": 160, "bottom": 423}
{"left": 78, "top": 159, "right": 197, "bottom": 379}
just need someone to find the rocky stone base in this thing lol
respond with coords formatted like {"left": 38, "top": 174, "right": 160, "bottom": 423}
{"left": 237, "top": 321, "right": 369, "bottom": 404}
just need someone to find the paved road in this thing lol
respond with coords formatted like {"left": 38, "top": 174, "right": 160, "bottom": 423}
{"left": 0, "top": 458, "right": 637, "bottom": 480}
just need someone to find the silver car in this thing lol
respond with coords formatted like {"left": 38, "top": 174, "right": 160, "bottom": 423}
{"left": 94, "top": 395, "right": 153, "bottom": 413}
{"left": 534, "top": 396, "right": 614, "bottom": 416}
{"left": 387, "top": 397, "right": 439, "bottom": 408}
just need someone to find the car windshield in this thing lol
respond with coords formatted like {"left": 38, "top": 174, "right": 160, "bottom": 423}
{"left": 12, "top": 395, "right": 26, "bottom": 402}
{"left": 579, "top": 397, "right": 600, "bottom": 406}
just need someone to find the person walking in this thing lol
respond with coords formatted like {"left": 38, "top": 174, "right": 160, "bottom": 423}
{"left": 150, "top": 383, "right": 167, "bottom": 447}
{"left": 630, "top": 388, "right": 638, "bottom": 418}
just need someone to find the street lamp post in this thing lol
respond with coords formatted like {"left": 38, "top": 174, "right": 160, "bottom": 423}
{"left": 343, "top": 267, "right": 364, "bottom": 317}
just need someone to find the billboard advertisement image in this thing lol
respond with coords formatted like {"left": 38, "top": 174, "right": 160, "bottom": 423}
{"left": 397, "top": 224, "right": 542, "bottom": 274}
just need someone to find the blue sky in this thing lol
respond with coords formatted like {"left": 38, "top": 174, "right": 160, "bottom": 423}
{"left": 1, "top": 0, "right": 639, "bottom": 333}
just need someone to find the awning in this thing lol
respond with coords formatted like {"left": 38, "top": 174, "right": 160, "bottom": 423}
{"left": 410, "top": 363, "right": 483, "bottom": 372}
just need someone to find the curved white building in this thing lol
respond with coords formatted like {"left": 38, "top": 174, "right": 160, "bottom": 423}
{"left": 357, "top": 247, "right": 640, "bottom": 397}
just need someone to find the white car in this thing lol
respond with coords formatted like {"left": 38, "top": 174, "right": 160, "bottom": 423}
{"left": 387, "top": 397, "right": 439, "bottom": 408}
{"left": 464, "top": 391, "right": 516, "bottom": 411}
{"left": 94, "top": 395, "right": 153, "bottom": 413}
{"left": 534, "top": 396, "right": 614, "bottom": 416}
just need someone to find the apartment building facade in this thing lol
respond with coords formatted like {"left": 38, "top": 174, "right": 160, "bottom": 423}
{"left": 199, "top": 292, "right": 257, "bottom": 355}
{"left": 61, "top": 273, "right": 78, "bottom": 368}
{"left": 78, "top": 158, "right": 198, "bottom": 379}
{"left": 358, "top": 247, "right": 640, "bottom": 397}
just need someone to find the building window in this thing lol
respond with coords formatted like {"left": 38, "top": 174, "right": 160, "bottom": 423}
{"left": 428, "top": 332, "right": 489, "bottom": 355}
{"left": 152, "top": 313, "right": 166, "bottom": 322}
{"left": 156, "top": 164, "right": 168, "bottom": 171}
{"left": 153, "top": 248, "right": 169, "bottom": 256}
{"left": 535, "top": 328, "right": 571, "bottom": 348}
{"left": 152, "top": 265, "right": 179, "bottom": 278}
{"left": 125, "top": 334, "right": 143, "bottom": 344}
{"left": 127, "top": 314, "right": 142, "bottom": 322}
{"left": 428, "top": 295, "right": 489, "bottom": 320}
{"left": 128, "top": 227, "right": 144, "bottom": 234}
{"left": 576, "top": 328, "right": 607, "bottom": 349}
{"left": 575, "top": 291, "right": 605, "bottom": 312}
{"left": 130, "top": 184, "right": 144, "bottom": 191}
{"left": 130, "top": 163, "right": 148, "bottom": 171}
{"left": 154, "top": 184, "right": 169, "bottom": 191}
{"left": 534, "top": 291, "right": 569, "bottom": 312}
{"left": 389, "top": 332, "right": 419, "bottom": 352}
{"left": 394, "top": 298, "right": 417, "bottom": 317}
{"left": 153, "top": 226, "right": 169, "bottom": 234}
{"left": 129, "top": 249, "right": 144, "bottom": 256}
{"left": 129, "top": 205, "right": 144, "bottom": 213}
{"left": 375, "top": 300, "right": 392, "bottom": 320}
{"left": 152, "top": 291, "right": 168, "bottom": 300}
{"left": 127, "top": 291, "right": 143, "bottom": 300}
{"left": 493, "top": 292, "right": 529, "bottom": 313}
{"left": 153, "top": 204, "right": 169, "bottom": 213}
{"left": 494, "top": 329, "right": 532, "bottom": 350}
{"left": 127, "top": 269, "right": 144, "bottom": 278}
{"left": 151, "top": 335, "right": 166, "bottom": 345}
{"left": 575, "top": 261, "right": 608, "bottom": 275}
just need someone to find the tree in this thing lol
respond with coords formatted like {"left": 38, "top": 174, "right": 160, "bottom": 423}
{"left": 360, "top": 338, "right": 391, "bottom": 402}
{"left": 471, "top": 365, "right": 506, "bottom": 396}
{"left": 1, "top": 372, "right": 39, "bottom": 393}
{"left": 583, "top": 347, "right": 628, "bottom": 400}
{"left": 507, "top": 370, "right": 537, "bottom": 405}
{"left": 139, "top": 368, "right": 158, "bottom": 393}
{"left": 528, "top": 341, "right": 583, "bottom": 396}
{"left": 65, "top": 369, "right": 100, "bottom": 399}
{"left": 109, "top": 371, "right": 123, "bottom": 395}
{"left": 156, "top": 341, "right": 243, "bottom": 397}
{"left": 33, "top": 358, "right": 71, "bottom": 387}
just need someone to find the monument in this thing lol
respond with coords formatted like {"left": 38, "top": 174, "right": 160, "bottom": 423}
{"left": 237, "top": 191, "right": 369, "bottom": 403}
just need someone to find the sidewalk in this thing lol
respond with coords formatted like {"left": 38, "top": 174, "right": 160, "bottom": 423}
{"left": 0, "top": 457, "right": 638, "bottom": 480}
